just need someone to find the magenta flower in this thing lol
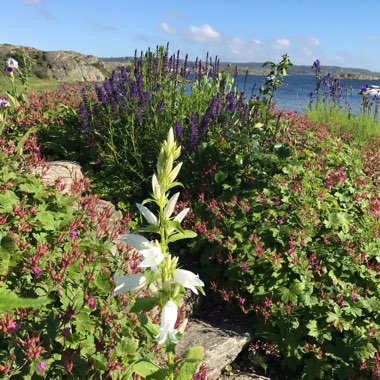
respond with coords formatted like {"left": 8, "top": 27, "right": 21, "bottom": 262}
{"left": 69, "top": 230, "right": 78, "bottom": 239}
{"left": 32, "top": 267, "right": 43, "bottom": 276}
{"left": 37, "top": 361, "right": 46, "bottom": 371}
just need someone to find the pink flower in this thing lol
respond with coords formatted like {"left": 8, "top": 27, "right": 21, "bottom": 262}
{"left": 69, "top": 230, "right": 78, "bottom": 239}
{"left": 32, "top": 267, "right": 43, "bottom": 276}
{"left": 37, "top": 361, "right": 46, "bottom": 372}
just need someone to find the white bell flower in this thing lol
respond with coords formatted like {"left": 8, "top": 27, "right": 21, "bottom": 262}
{"left": 156, "top": 300, "right": 178, "bottom": 345}
{"left": 120, "top": 234, "right": 164, "bottom": 272}
{"left": 138, "top": 242, "right": 164, "bottom": 272}
{"left": 173, "top": 269, "right": 204, "bottom": 295}
{"left": 113, "top": 273, "right": 146, "bottom": 295}
{"left": 136, "top": 203, "right": 158, "bottom": 225}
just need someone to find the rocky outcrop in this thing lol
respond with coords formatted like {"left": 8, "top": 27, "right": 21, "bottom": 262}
{"left": 43, "top": 50, "right": 106, "bottom": 82}
{"left": 0, "top": 43, "right": 106, "bottom": 82}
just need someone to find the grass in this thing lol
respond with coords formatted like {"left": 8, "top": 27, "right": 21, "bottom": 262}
{"left": 0, "top": 74, "right": 62, "bottom": 94}
{"left": 305, "top": 102, "right": 380, "bottom": 147}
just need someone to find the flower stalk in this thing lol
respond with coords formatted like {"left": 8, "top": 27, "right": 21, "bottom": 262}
{"left": 113, "top": 127, "right": 204, "bottom": 378}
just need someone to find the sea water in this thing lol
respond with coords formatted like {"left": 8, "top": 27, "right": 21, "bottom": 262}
{"left": 233, "top": 74, "right": 380, "bottom": 116}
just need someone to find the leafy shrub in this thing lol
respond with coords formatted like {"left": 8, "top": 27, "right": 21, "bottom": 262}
{"left": 188, "top": 113, "right": 380, "bottom": 379}
{"left": 76, "top": 45, "right": 230, "bottom": 205}
{"left": 0, "top": 135, "right": 160, "bottom": 379}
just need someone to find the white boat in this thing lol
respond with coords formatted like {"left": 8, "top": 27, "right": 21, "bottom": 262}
{"left": 359, "top": 85, "right": 380, "bottom": 97}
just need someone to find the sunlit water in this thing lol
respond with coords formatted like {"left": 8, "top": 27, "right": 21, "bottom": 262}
{"left": 233, "top": 74, "right": 380, "bottom": 116}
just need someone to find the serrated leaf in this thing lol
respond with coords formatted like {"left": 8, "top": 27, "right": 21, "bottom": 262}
{"left": 306, "top": 320, "right": 319, "bottom": 338}
{"left": 0, "top": 191, "right": 19, "bottom": 212}
{"left": 34, "top": 210, "right": 57, "bottom": 231}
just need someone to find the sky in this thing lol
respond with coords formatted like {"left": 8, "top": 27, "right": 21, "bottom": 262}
{"left": 3, "top": 0, "right": 380, "bottom": 72}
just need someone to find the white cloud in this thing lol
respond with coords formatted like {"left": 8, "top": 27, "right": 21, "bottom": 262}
{"left": 304, "top": 37, "right": 320, "bottom": 48}
{"left": 160, "top": 22, "right": 177, "bottom": 35}
{"left": 24, "top": 0, "right": 43, "bottom": 4}
{"left": 272, "top": 37, "right": 290, "bottom": 50}
{"left": 188, "top": 24, "right": 220, "bottom": 43}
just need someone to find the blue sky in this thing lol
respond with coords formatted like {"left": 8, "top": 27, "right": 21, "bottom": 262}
{"left": 3, "top": 0, "right": 380, "bottom": 72}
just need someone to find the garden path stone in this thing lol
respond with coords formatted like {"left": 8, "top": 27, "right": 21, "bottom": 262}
{"left": 33, "top": 160, "right": 85, "bottom": 195}
{"left": 177, "top": 318, "right": 252, "bottom": 380}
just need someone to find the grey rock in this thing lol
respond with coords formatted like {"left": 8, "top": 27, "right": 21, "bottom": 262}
{"left": 177, "top": 319, "right": 252, "bottom": 380}
{"left": 0, "top": 43, "right": 106, "bottom": 82}
{"left": 44, "top": 50, "right": 105, "bottom": 82}
{"left": 32, "top": 160, "right": 85, "bottom": 195}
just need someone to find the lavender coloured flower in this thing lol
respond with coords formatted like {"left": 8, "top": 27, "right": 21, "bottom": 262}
{"left": 312, "top": 59, "right": 320, "bottom": 70}
{"left": 156, "top": 98, "right": 165, "bottom": 115}
{"left": 226, "top": 92, "right": 238, "bottom": 112}
{"left": 209, "top": 96, "right": 222, "bottom": 118}
{"left": 140, "top": 91, "right": 151, "bottom": 109}
{"left": 61, "top": 327, "right": 70, "bottom": 337}
{"left": 0, "top": 97, "right": 10, "bottom": 110}
{"left": 174, "top": 121, "right": 183, "bottom": 140}
{"left": 188, "top": 113, "right": 199, "bottom": 152}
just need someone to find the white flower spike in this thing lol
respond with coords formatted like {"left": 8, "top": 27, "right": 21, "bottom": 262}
{"left": 136, "top": 203, "right": 158, "bottom": 225}
{"left": 156, "top": 300, "right": 178, "bottom": 345}
{"left": 173, "top": 269, "right": 204, "bottom": 295}
{"left": 113, "top": 273, "right": 146, "bottom": 295}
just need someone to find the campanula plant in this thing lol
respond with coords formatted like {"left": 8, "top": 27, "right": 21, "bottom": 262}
{"left": 113, "top": 128, "right": 204, "bottom": 379}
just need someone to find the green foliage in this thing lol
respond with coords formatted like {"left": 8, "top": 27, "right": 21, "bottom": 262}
{"left": 0, "top": 138, "right": 158, "bottom": 378}
{"left": 189, "top": 112, "right": 380, "bottom": 378}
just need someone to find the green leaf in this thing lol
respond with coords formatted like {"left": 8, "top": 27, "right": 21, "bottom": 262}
{"left": 133, "top": 360, "right": 161, "bottom": 377}
{"left": 130, "top": 297, "right": 159, "bottom": 313}
{"left": 174, "top": 346, "right": 204, "bottom": 380}
{"left": 74, "top": 313, "right": 96, "bottom": 334}
{"left": 139, "top": 314, "right": 159, "bottom": 338}
{"left": 306, "top": 320, "right": 319, "bottom": 338}
{"left": 34, "top": 210, "right": 57, "bottom": 231}
{"left": 0, "top": 190, "right": 19, "bottom": 212}
{"left": 168, "top": 229, "right": 197, "bottom": 243}
{"left": 0, "top": 288, "right": 51, "bottom": 311}
{"left": 214, "top": 170, "right": 228, "bottom": 184}
{"left": 290, "top": 280, "right": 305, "bottom": 296}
